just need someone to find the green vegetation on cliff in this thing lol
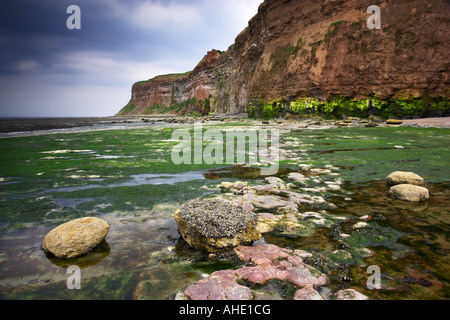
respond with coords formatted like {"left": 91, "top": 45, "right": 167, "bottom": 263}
{"left": 248, "top": 96, "right": 450, "bottom": 120}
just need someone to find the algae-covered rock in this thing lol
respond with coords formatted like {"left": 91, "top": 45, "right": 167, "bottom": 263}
{"left": 334, "top": 289, "right": 369, "bottom": 300}
{"left": 386, "top": 171, "right": 424, "bottom": 186}
{"left": 42, "top": 217, "right": 109, "bottom": 259}
{"left": 386, "top": 119, "right": 403, "bottom": 125}
{"left": 389, "top": 184, "right": 430, "bottom": 202}
{"left": 174, "top": 198, "right": 261, "bottom": 252}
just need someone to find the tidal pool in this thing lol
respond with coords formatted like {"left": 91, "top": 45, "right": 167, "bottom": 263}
{"left": 0, "top": 124, "right": 448, "bottom": 299}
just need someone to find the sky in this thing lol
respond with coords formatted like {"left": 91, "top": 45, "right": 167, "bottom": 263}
{"left": 0, "top": 0, "right": 263, "bottom": 117}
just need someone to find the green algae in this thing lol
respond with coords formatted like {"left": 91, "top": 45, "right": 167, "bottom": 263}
{"left": 248, "top": 96, "right": 450, "bottom": 120}
{"left": 284, "top": 126, "right": 450, "bottom": 183}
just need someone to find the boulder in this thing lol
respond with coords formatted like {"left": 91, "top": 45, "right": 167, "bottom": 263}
{"left": 174, "top": 198, "right": 261, "bottom": 252}
{"left": 389, "top": 184, "right": 430, "bottom": 202}
{"left": 386, "top": 171, "right": 424, "bottom": 186}
{"left": 42, "top": 217, "right": 109, "bottom": 259}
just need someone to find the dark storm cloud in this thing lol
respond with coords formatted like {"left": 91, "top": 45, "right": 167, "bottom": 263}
{"left": 0, "top": 0, "right": 140, "bottom": 74}
{"left": 0, "top": 0, "right": 262, "bottom": 117}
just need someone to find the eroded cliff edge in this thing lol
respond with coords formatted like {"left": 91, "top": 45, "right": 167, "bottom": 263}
{"left": 117, "top": 0, "right": 450, "bottom": 118}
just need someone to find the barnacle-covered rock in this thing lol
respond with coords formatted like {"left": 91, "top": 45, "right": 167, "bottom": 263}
{"left": 174, "top": 198, "right": 261, "bottom": 252}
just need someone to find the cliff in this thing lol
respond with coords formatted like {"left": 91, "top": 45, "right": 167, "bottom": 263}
{"left": 117, "top": 0, "right": 450, "bottom": 118}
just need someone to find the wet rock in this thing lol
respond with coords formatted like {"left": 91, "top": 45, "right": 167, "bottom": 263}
{"left": 234, "top": 245, "right": 328, "bottom": 287}
{"left": 310, "top": 168, "right": 332, "bottom": 175}
{"left": 233, "top": 181, "right": 248, "bottom": 190}
{"left": 386, "top": 119, "right": 403, "bottom": 125}
{"left": 276, "top": 201, "right": 299, "bottom": 215}
{"left": 333, "top": 289, "right": 369, "bottom": 300}
{"left": 418, "top": 277, "right": 432, "bottom": 287}
{"left": 331, "top": 250, "right": 352, "bottom": 260}
{"left": 220, "top": 181, "right": 234, "bottom": 189}
{"left": 386, "top": 171, "right": 424, "bottom": 186}
{"left": 353, "top": 222, "right": 368, "bottom": 229}
{"left": 174, "top": 198, "right": 261, "bottom": 252}
{"left": 256, "top": 212, "right": 307, "bottom": 235}
{"left": 265, "top": 177, "right": 286, "bottom": 189}
{"left": 293, "top": 284, "right": 324, "bottom": 300}
{"left": 287, "top": 172, "right": 306, "bottom": 183}
{"left": 389, "top": 184, "right": 430, "bottom": 202}
{"left": 42, "top": 217, "right": 109, "bottom": 259}
{"left": 245, "top": 194, "right": 291, "bottom": 210}
{"left": 184, "top": 270, "right": 253, "bottom": 300}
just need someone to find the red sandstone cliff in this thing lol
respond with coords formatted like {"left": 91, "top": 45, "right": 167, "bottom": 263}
{"left": 117, "top": 0, "right": 450, "bottom": 116}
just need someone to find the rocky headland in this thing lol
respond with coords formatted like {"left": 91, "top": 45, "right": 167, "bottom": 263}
{"left": 118, "top": 0, "right": 450, "bottom": 119}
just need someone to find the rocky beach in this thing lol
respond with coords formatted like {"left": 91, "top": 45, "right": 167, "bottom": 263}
{"left": 0, "top": 116, "right": 448, "bottom": 300}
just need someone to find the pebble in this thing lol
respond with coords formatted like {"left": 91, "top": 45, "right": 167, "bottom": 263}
{"left": 353, "top": 222, "right": 368, "bottom": 229}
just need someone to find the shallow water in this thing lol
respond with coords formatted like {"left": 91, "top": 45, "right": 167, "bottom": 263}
{"left": 44, "top": 171, "right": 208, "bottom": 194}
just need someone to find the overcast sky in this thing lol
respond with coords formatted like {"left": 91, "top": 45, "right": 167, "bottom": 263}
{"left": 0, "top": 0, "right": 262, "bottom": 117}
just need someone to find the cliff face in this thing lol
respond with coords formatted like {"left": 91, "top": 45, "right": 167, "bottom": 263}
{"left": 118, "top": 0, "right": 450, "bottom": 117}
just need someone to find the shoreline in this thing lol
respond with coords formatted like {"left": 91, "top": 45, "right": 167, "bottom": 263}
{"left": 1, "top": 115, "right": 449, "bottom": 138}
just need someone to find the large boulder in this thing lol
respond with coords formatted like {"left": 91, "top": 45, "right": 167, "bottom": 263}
{"left": 386, "top": 171, "right": 424, "bottom": 186}
{"left": 389, "top": 184, "right": 430, "bottom": 202}
{"left": 42, "top": 217, "right": 109, "bottom": 259}
{"left": 174, "top": 198, "right": 261, "bottom": 252}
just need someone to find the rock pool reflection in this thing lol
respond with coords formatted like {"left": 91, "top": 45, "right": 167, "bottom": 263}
{"left": 44, "top": 240, "right": 111, "bottom": 269}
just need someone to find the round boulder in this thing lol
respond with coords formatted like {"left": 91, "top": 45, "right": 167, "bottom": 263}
{"left": 386, "top": 171, "right": 424, "bottom": 186}
{"left": 174, "top": 198, "right": 261, "bottom": 252}
{"left": 42, "top": 217, "right": 109, "bottom": 259}
{"left": 389, "top": 184, "right": 430, "bottom": 202}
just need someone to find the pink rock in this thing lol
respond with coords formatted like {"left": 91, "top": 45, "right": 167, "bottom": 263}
{"left": 334, "top": 289, "right": 369, "bottom": 300}
{"left": 184, "top": 270, "right": 252, "bottom": 300}
{"left": 242, "top": 202, "right": 255, "bottom": 211}
{"left": 258, "top": 212, "right": 279, "bottom": 220}
{"left": 293, "top": 284, "right": 323, "bottom": 300}
{"left": 235, "top": 244, "right": 289, "bottom": 263}
{"left": 250, "top": 195, "right": 291, "bottom": 210}
{"left": 234, "top": 245, "right": 328, "bottom": 288}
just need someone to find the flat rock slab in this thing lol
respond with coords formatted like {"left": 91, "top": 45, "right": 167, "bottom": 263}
{"left": 334, "top": 289, "right": 369, "bottom": 300}
{"left": 184, "top": 270, "right": 253, "bottom": 300}
{"left": 234, "top": 244, "right": 328, "bottom": 287}
{"left": 42, "top": 217, "right": 109, "bottom": 259}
